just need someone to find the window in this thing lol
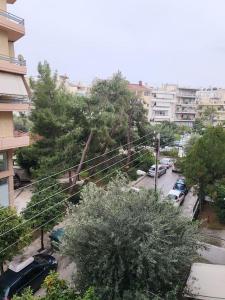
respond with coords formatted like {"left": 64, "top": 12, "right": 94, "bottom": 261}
{"left": 0, "top": 178, "right": 9, "bottom": 207}
{"left": 0, "top": 152, "right": 8, "bottom": 172}
{"left": 144, "top": 91, "right": 151, "bottom": 96}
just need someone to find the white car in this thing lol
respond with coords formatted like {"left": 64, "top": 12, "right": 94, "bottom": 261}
{"left": 148, "top": 164, "right": 167, "bottom": 177}
{"left": 167, "top": 189, "right": 185, "bottom": 206}
{"left": 160, "top": 158, "right": 173, "bottom": 169}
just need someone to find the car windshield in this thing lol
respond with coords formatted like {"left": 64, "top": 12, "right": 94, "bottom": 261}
{"left": 168, "top": 194, "right": 178, "bottom": 201}
{"left": 150, "top": 167, "right": 155, "bottom": 171}
{"left": 174, "top": 183, "right": 185, "bottom": 190}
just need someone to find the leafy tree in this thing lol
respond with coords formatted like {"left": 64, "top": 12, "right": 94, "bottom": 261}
{"left": 63, "top": 176, "right": 200, "bottom": 299}
{"left": 213, "top": 181, "right": 225, "bottom": 223}
{"left": 12, "top": 273, "right": 99, "bottom": 300}
{"left": 193, "top": 118, "right": 205, "bottom": 134}
{"left": 184, "top": 134, "right": 201, "bottom": 155}
{"left": 14, "top": 112, "right": 32, "bottom": 132}
{"left": 0, "top": 207, "right": 31, "bottom": 274}
{"left": 23, "top": 175, "right": 66, "bottom": 250}
{"left": 184, "top": 126, "right": 225, "bottom": 209}
{"left": 201, "top": 106, "right": 218, "bottom": 126}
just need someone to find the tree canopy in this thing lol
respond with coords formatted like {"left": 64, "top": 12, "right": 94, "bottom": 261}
{"left": 63, "top": 176, "right": 200, "bottom": 299}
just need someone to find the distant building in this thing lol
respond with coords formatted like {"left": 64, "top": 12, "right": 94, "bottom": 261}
{"left": 175, "top": 87, "right": 198, "bottom": 127}
{"left": 0, "top": 0, "right": 30, "bottom": 207}
{"left": 196, "top": 88, "right": 225, "bottom": 125}
{"left": 128, "top": 81, "right": 152, "bottom": 120}
{"left": 57, "top": 75, "right": 90, "bottom": 97}
{"left": 150, "top": 84, "right": 177, "bottom": 123}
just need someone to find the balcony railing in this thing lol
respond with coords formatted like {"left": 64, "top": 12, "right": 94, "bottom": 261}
{"left": 0, "top": 9, "right": 24, "bottom": 25}
{"left": 0, "top": 135, "right": 29, "bottom": 151}
{"left": 0, "top": 54, "right": 26, "bottom": 66}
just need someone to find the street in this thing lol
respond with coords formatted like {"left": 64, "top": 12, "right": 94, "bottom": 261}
{"left": 134, "top": 168, "right": 180, "bottom": 197}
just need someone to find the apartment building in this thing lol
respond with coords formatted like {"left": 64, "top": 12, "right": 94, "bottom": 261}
{"left": 197, "top": 88, "right": 225, "bottom": 125}
{"left": 57, "top": 75, "right": 90, "bottom": 97}
{"left": 175, "top": 87, "right": 198, "bottom": 127}
{"left": 0, "top": 0, "right": 29, "bottom": 207}
{"left": 149, "top": 84, "right": 177, "bottom": 123}
{"left": 128, "top": 81, "right": 152, "bottom": 120}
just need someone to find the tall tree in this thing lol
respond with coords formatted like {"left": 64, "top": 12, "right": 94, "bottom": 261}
{"left": 23, "top": 175, "right": 66, "bottom": 250}
{"left": 63, "top": 176, "right": 200, "bottom": 299}
{"left": 0, "top": 207, "right": 31, "bottom": 274}
{"left": 184, "top": 126, "right": 225, "bottom": 209}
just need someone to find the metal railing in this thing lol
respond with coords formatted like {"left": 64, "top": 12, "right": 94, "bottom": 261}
{"left": 0, "top": 54, "right": 26, "bottom": 66}
{"left": 0, "top": 9, "right": 24, "bottom": 25}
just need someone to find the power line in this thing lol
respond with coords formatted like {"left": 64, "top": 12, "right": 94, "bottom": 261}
{"left": 0, "top": 152, "right": 147, "bottom": 255}
{"left": 11, "top": 132, "right": 151, "bottom": 195}
{"left": 0, "top": 148, "right": 147, "bottom": 238}
{"left": 0, "top": 146, "right": 146, "bottom": 226}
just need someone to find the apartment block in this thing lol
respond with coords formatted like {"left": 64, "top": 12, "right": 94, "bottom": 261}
{"left": 175, "top": 87, "right": 198, "bottom": 127}
{"left": 57, "top": 75, "right": 90, "bottom": 97}
{"left": 0, "top": 0, "right": 29, "bottom": 207}
{"left": 128, "top": 81, "right": 152, "bottom": 120}
{"left": 149, "top": 84, "right": 177, "bottom": 123}
{"left": 197, "top": 88, "right": 225, "bottom": 125}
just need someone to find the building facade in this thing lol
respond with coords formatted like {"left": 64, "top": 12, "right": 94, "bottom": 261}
{"left": 0, "top": 0, "right": 29, "bottom": 207}
{"left": 57, "top": 75, "right": 90, "bottom": 97}
{"left": 196, "top": 88, "right": 225, "bottom": 125}
{"left": 128, "top": 81, "right": 152, "bottom": 120}
{"left": 175, "top": 87, "right": 198, "bottom": 127}
{"left": 150, "top": 84, "right": 177, "bottom": 123}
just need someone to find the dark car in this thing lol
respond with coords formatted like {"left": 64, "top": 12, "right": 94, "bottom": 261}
{"left": 173, "top": 179, "right": 188, "bottom": 195}
{"left": 0, "top": 254, "right": 57, "bottom": 299}
{"left": 49, "top": 228, "right": 65, "bottom": 251}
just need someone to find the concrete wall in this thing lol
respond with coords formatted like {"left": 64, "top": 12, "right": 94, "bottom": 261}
{"left": 0, "top": 111, "right": 13, "bottom": 137}
{"left": 0, "top": 0, "right": 7, "bottom": 10}
{"left": 0, "top": 31, "right": 9, "bottom": 56}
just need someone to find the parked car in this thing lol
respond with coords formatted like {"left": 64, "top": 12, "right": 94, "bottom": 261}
{"left": 148, "top": 164, "right": 167, "bottom": 177}
{"left": 13, "top": 163, "right": 31, "bottom": 189}
{"left": 173, "top": 179, "right": 188, "bottom": 195}
{"left": 167, "top": 189, "right": 185, "bottom": 206}
{"left": 49, "top": 228, "right": 65, "bottom": 251}
{"left": 0, "top": 254, "right": 57, "bottom": 299}
{"left": 160, "top": 158, "right": 173, "bottom": 169}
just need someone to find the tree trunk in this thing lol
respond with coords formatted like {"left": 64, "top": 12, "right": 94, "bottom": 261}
{"left": 72, "top": 131, "right": 94, "bottom": 189}
{"left": 41, "top": 228, "right": 44, "bottom": 250}
{"left": 68, "top": 170, "right": 73, "bottom": 186}
{"left": 127, "top": 112, "right": 132, "bottom": 166}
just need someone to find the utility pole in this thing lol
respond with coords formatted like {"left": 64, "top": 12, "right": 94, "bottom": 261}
{"left": 154, "top": 133, "right": 160, "bottom": 193}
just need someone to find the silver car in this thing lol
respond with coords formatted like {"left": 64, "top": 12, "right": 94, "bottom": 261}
{"left": 148, "top": 164, "right": 167, "bottom": 177}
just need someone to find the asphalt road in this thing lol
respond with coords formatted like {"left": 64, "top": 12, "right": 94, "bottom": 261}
{"left": 134, "top": 168, "right": 180, "bottom": 197}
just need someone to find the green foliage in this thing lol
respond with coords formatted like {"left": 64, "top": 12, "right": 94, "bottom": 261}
{"left": 0, "top": 207, "right": 31, "bottom": 273}
{"left": 16, "top": 145, "right": 40, "bottom": 175}
{"left": 126, "top": 167, "right": 138, "bottom": 181}
{"left": 214, "top": 182, "right": 225, "bottom": 224}
{"left": 23, "top": 175, "right": 66, "bottom": 249}
{"left": 12, "top": 273, "right": 99, "bottom": 300}
{"left": 184, "top": 127, "right": 225, "bottom": 200}
{"left": 135, "top": 150, "right": 154, "bottom": 172}
{"left": 160, "top": 149, "right": 178, "bottom": 158}
{"left": 63, "top": 176, "right": 200, "bottom": 299}
{"left": 12, "top": 288, "right": 35, "bottom": 300}
{"left": 14, "top": 113, "right": 32, "bottom": 132}
{"left": 184, "top": 134, "right": 201, "bottom": 155}
{"left": 193, "top": 118, "right": 205, "bottom": 134}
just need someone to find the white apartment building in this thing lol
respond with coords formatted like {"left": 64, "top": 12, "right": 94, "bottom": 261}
{"left": 196, "top": 88, "right": 225, "bottom": 125}
{"left": 149, "top": 84, "right": 177, "bottom": 123}
{"left": 175, "top": 87, "right": 198, "bottom": 127}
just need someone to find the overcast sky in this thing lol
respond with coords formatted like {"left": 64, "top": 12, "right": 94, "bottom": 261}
{"left": 10, "top": 0, "right": 225, "bottom": 87}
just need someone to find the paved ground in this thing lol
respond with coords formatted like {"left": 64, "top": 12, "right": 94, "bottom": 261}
{"left": 14, "top": 186, "right": 33, "bottom": 213}
{"left": 198, "top": 243, "right": 225, "bottom": 265}
{"left": 134, "top": 168, "right": 180, "bottom": 196}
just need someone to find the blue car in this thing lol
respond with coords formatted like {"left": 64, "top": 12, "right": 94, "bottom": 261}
{"left": 173, "top": 179, "right": 188, "bottom": 195}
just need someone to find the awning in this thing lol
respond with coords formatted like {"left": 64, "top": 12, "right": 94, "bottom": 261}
{"left": 0, "top": 72, "right": 28, "bottom": 97}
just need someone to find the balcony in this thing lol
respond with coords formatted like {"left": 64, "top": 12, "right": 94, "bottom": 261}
{"left": 0, "top": 54, "right": 27, "bottom": 75}
{"left": 0, "top": 97, "right": 30, "bottom": 112}
{"left": 178, "top": 93, "right": 196, "bottom": 99}
{"left": 0, "top": 9, "right": 25, "bottom": 42}
{"left": 0, "top": 134, "right": 29, "bottom": 151}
